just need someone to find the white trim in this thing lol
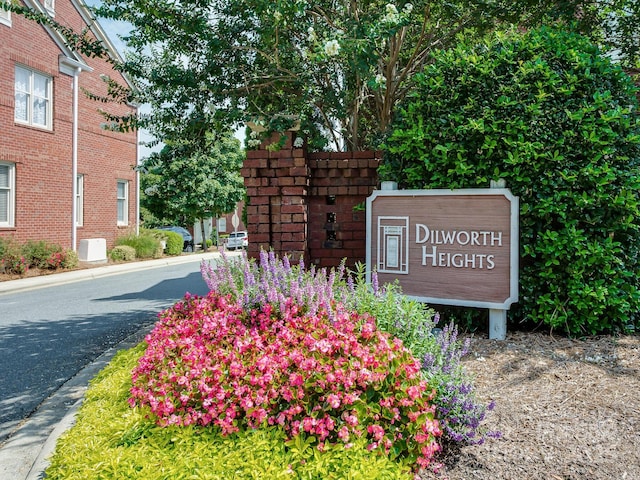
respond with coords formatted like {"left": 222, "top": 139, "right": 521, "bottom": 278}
{"left": 116, "top": 180, "right": 129, "bottom": 226}
{"left": 0, "top": 162, "right": 16, "bottom": 228}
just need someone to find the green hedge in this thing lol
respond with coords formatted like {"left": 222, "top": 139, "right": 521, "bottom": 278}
{"left": 381, "top": 27, "right": 640, "bottom": 335}
{"left": 115, "top": 232, "right": 163, "bottom": 259}
{"left": 163, "top": 230, "right": 184, "bottom": 256}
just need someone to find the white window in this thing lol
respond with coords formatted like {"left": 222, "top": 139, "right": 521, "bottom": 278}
{"left": 43, "top": 0, "right": 55, "bottom": 16}
{"left": 15, "top": 65, "right": 52, "bottom": 129}
{"left": 117, "top": 180, "right": 128, "bottom": 225}
{"left": 0, "top": 6, "right": 11, "bottom": 27}
{"left": 75, "top": 174, "right": 84, "bottom": 227}
{"left": 0, "top": 162, "right": 16, "bottom": 227}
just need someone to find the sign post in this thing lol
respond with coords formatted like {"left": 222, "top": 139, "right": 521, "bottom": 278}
{"left": 366, "top": 186, "right": 519, "bottom": 340}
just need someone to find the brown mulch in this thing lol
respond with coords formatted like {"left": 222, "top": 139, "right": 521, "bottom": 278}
{"left": 423, "top": 331, "right": 640, "bottom": 480}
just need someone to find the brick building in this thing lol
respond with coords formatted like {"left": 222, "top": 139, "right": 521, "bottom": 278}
{"left": 0, "top": 0, "right": 138, "bottom": 251}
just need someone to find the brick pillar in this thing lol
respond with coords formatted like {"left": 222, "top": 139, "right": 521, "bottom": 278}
{"left": 308, "top": 152, "right": 381, "bottom": 268}
{"left": 241, "top": 131, "right": 310, "bottom": 264}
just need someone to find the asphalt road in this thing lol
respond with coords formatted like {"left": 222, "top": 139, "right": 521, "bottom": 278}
{"left": 0, "top": 257, "right": 214, "bottom": 444}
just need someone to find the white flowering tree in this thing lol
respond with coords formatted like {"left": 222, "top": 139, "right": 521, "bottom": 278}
{"left": 89, "top": 0, "right": 512, "bottom": 151}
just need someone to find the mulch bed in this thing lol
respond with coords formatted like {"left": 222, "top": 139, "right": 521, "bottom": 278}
{"left": 423, "top": 331, "right": 640, "bottom": 479}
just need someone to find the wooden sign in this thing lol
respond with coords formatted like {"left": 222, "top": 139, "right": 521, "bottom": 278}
{"left": 366, "top": 188, "right": 518, "bottom": 309}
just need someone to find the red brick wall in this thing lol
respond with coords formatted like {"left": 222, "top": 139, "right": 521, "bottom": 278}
{"left": 0, "top": 1, "right": 138, "bottom": 250}
{"left": 241, "top": 131, "right": 380, "bottom": 268}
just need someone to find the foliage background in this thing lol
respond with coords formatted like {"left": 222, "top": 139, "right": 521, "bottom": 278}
{"left": 381, "top": 27, "right": 640, "bottom": 335}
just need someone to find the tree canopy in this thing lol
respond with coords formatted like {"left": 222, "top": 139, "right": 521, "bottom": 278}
{"left": 140, "top": 130, "right": 245, "bottom": 233}
{"left": 3, "top": 0, "right": 638, "bottom": 151}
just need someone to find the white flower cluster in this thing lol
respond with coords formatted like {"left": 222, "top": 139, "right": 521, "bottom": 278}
{"left": 324, "top": 39, "right": 340, "bottom": 56}
{"left": 246, "top": 130, "right": 262, "bottom": 148}
{"left": 307, "top": 26, "right": 317, "bottom": 42}
{"left": 383, "top": 3, "right": 412, "bottom": 23}
{"left": 383, "top": 3, "right": 399, "bottom": 23}
{"left": 293, "top": 137, "right": 304, "bottom": 148}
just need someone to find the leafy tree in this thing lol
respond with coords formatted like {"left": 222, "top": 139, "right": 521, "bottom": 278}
{"left": 141, "top": 131, "right": 245, "bottom": 251}
{"left": 381, "top": 27, "right": 640, "bottom": 335}
{"left": 512, "top": 0, "right": 640, "bottom": 69}
{"left": 90, "top": 0, "right": 509, "bottom": 151}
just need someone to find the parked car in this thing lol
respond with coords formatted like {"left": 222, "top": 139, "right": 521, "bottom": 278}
{"left": 226, "top": 230, "right": 248, "bottom": 250}
{"left": 157, "top": 226, "right": 195, "bottom": 252}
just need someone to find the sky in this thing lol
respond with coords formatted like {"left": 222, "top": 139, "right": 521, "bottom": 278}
{"left": 83, "top": 0, "right": 130, "bottom": 59}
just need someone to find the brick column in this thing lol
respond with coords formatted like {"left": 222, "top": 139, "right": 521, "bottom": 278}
{"left": 241, "top": 131, "right": 310, "bottom": 264}
{"left": 308, "top": 152, "right": 381, "bottom": 268}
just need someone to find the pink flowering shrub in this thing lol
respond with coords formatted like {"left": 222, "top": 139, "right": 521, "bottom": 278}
{"left": 130, "top": 292, "right": 442, "bottom": 471}
{"left": 202, "top": 251, "right": 498, "bottom": 448}
{"left": 45, "top": 251, "right": 65, "bottom": 270}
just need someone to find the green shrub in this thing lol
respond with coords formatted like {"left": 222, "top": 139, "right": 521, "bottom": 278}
{"left": 45, "top": 346, "right": 411, "bottom": 480}
{"left": 61, "top": 249, "right": 79, "bottom": 269}
{"left": 115, "top": 233, "right": 162, "bottom": 259}
{"left": 0, "top": 237, "right": 20, "bottom": 274}
{"left": 163, "top": 230, "right": 184, "bottom": 256}
{"left": 109, "top": 245, "right": 136, "bottom": 262}
{"left": 381, "top": 27, "right": 640, "bottom": 335}
{"left": 0, "top": 237, "right": 28, "bottom": 275}
{"left": 21, "top": 240, "right": 62, "bottom": 269}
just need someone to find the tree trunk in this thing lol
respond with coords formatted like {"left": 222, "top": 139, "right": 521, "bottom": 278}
{"left": 200, "top": 219, "right": 208, "bottom": 252}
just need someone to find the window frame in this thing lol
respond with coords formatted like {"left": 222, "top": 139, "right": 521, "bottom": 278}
{"left": 43, "top": 0, "right": 55, "bottom": 16}
{"left": 116, "top": 180, "right": 129, "bottom": 226}
{"left": 0, "top": 162, "right": 16, "bottom": 228}
{"left": 14, "top": 65, "right": 53, "bottom": 130}
{"left": 75, "top": 174, "right": 84, "bottom": 227}
{"left": 0, "top": 6, "right": 11, "bottom": 27}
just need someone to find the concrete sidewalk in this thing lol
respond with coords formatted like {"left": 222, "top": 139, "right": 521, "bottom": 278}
{"left": 0, "top": 251, "right": 229, "bottom": 479}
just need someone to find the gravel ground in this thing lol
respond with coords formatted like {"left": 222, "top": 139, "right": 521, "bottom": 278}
{"left": 423, "top": 331, "right": 640, "bottom": 480}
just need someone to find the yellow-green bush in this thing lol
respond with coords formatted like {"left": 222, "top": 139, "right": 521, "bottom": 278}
{"left": 115, "top": 233, "right": 162, "bottom": 259}
{"left": 158, "top": 230, "right": 183, "bottom": 256}
{"left": 109, "top": 245, "right": 136, "bottom": 262}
